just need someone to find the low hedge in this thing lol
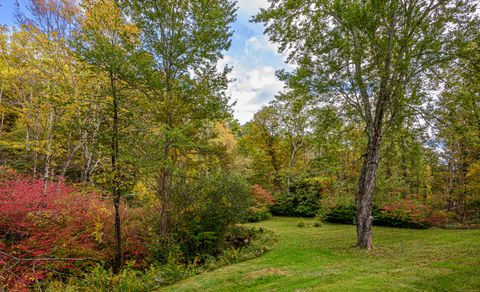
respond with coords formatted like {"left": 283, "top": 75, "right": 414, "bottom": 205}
{"left": 325, "top": 206, "right": 431, "bottom": 229}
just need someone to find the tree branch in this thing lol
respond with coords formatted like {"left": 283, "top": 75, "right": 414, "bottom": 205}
{"left": 0, "top": 250, "right": 102, "bottom": 263}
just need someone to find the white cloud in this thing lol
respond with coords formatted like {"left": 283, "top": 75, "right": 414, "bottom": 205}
{"left": 246, "top": 36, "right": 279, "bottom": 53}
{"left": 236, "top": 0, "right": 269, "bottom": 16}
{"left": 223, "top": 56, "right": 284, "bottom": 124}
{"left": 218, "top": 0, "right": 289, "bottom": 124}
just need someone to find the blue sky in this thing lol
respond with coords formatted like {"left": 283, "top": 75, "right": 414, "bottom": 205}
{"left": 0, "top": 0, "right": 287, "bottom": 123}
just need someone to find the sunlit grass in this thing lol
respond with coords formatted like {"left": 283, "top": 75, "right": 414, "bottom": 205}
{"left": 164, "top": 217, "right": 480, "bottom": 291}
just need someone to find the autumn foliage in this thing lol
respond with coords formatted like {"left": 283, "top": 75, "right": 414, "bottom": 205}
{"left": 0, "top": 174, "right": 148, "bottom": 290}
{"left": 246, "top": 185, "right": 275, "bottom": 222}
{"left": 251, "top": 184, "right": 275, "bottom": 207}
{"left": 379, "top": 195, "right": 449, "bottom": 228}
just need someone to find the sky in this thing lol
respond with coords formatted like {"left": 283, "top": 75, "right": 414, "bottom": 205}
{"left": 0, "top": 0, "right": 288, "bottom": 124}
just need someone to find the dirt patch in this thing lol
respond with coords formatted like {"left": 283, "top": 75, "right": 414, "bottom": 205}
{"left": 243, "top": 268, "right": 290, "bottom": 280}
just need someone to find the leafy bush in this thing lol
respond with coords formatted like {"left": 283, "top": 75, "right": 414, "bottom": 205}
{"left": 272, "top": 176, "right": 333, "bottom": 217}
{"left": 246, "top": 210, "right": 272, "bottom": 222}
{"left": 325, "top": 205, "right": 356, "bottom": 224}
{"left": 377, "top": 195, "right": 432, "bottom": 229}
{"left": 323, "top": 195, "right": 435, "bottom": 229}
{"left": 246, "top": 185, "right": 274, "bottom": 222}
{"left": 175, "top": 173, "right": 251, "bottom": 262}
{"left": 46, "top": 226, "right": 277, "bottom": 291}
{"left": 46, "top": 262, "right": 187, "bottom": 291}
{"left": 0, "top": 176, "right": 149, "bottom": 290}
{"left": 297, "top": 218, "right": 306, "bottom": 227}
{"left": 313, "top": 213, "right": 323, "bottom": 227}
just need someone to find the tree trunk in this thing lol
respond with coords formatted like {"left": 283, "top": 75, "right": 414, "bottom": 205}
{"left": 0, "top": 86, "right": 4, "bottom": 139}
{"left": 42, "top": 110, "right": 55, "bottom": 195}
{"left": 158, "top": 143, "right": 171, "bottom": 239}
{"left": 355, "top": 127, "right": 382, "bottom": 249}
{"left": 61, "top": 142, "right": 82, "bottom": 178}
{"left": 356, "top": 85, "right": 388, "bottom": 249}
{"left": 266, "top": 140, "right": 281, "bottom": 190}
{"left": 110, "top": 72, "right": 123, "bottom": 274}
{"left": 287, "top": 144, "right": 297, "bottom": 196}
{"left": 157, "top": 81, "right": 175, "bottom": 240}
{"left": 32, "top": 128, "right": 39, "bottom": 178}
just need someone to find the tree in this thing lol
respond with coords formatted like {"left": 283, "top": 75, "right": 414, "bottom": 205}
{"left": 239, "top": 106, "right": 285, "bottom": 190}
{"left": 255, "top": 0, "right": 477, "bottom": 248}
{"left": 121, "top": 0, "right": 236, "bottom": 239}
{"left": 75, "top": 0, "right": 141, "bottom": 272}
{"left": 273, "top": 92, "right": 310, "bottom": 194}
{"left": 434, "top": 23, "right": 480, "bottom": 222}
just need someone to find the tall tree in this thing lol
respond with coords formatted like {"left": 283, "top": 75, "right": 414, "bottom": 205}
{"left": 255, "top": 0, "right": 477, "bottom": 248}
{"left": 273, "top": 92, "right": 310, "bottom": 194}
{"left": 75, "top": 0, "right": 141, "bottom": 272}
{"left": 240, "top": 106, "right": 285, "bottom": 190}
{"left": 121, "top": 0, "right": 236, "bottom": 239}
{"left": 435, "top": 22, "right": 480, "bottom": 222}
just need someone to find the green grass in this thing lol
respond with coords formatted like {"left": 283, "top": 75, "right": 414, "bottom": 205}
{"left": 163, "top": 217, "right": 480, "bottom": 291}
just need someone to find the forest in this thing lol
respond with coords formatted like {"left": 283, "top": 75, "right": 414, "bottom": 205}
{"left": 0, "top": 0, "right": 479, "bottom": 290}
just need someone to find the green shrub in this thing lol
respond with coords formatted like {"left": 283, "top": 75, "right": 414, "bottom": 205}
{"left": 175, "top": 172, "right": 251, "bottom": 262}
{"left": 47, "top": 263, "right": 165, "bottom": 292}
{"left": 246, "top": 210, "right": 272, "bottom": 222}
{"left": 313, "top": 214, "right": 323, "bottom": 227}
{"left": 46, "top": 227, "right": 277, "bottom": 291}
{"left": 297, "top": 218, "right": 306, "bottom": 227}
{"left": 272, "top": 176, "right": 332, "bottom": 217}
{"left": 325, "top": 205, "right": 356, "bottom": 224}
{"left": 323, "top": 199, "right": 433, "bottom": 229}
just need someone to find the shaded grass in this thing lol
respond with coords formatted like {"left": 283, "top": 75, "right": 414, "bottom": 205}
{"left": 164, "top": 217, "right": 480, "bottom": 291}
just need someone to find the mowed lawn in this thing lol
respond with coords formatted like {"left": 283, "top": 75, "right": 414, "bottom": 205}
{"left": 164, "top": 217, "right": 480, "bottom": 291}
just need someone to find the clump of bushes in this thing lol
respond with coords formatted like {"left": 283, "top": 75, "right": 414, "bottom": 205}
{"left": 173, "top": 173, "right": 251, "bottom": 263}
{"left": 272, "top": 176, "right": 333, "bottom": 217}
{"left": 297, "top": 218, "right": 306, "bottom": 227}
{"left": 0, "top": 172, "right": 273, "bottom": 290}
{"left": 247, "top": 210, "right": 272, "bottom": 222}
{"left": 376, "top": 195, "right": 436, "bottom": 229}
{"left": 322, "top": 195, "right": 448, "bottom": 229}
{"left": 0, "top": 175, "right": 149, "bottom": 290}
{"left": 313, "top": 213, "right": 324, "bottom": 227}
{"left": 245, "top": 184, "right": 274, "bottom": 222}
{"left": 45, "top": 226, "right": 276, "bottom": 291}
{"left": 325, "top": 205, "right": 356, "bottom": 224}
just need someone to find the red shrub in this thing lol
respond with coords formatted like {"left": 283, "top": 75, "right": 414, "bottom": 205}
{"left": 0, "top": 176, "right": 150, "bottom": 289}
{"left": 251, "top": 184, "right": 274, "bottom": 207}
{"left": 380, "top": 194, "right": 433, "bottom": 228}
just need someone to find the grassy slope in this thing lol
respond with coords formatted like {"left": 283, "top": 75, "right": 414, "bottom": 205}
{"left": 164, "top": 217, "right": 480, "bottom": 291}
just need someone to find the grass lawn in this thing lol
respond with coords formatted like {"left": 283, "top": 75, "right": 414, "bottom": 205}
{"left": 164, "top": 217, "right": 480, "bottom": 291}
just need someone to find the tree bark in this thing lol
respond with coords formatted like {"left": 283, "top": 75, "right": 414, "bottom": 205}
{"left": 42, "top": 110, "right": 55, "bottom": 195}
{"left": 0, "top": 86, "right": 4, "bottom": 139}
{"left": 355, "top": 127, "right": 382, "bottom": 249}
{"left": 158, "top": 142, "right": 171, "bottom": 239}
{"left": 265, "top": 139, "right": 281, "bottom": 190}
{"left": 110, "top": 71, "right": 123, "bottom": 274}
{"left": 61, "top": 141, "right": 82, "bottom": 178}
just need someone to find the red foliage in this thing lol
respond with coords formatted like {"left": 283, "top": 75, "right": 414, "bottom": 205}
{"left": 251, "top": 184, "right": 274, "bottom": 207}
{"left": 380, "top": 194, "right": 432, "bottom": 226}
{"left": 424, "top": 210, "right": 450, "bottom": 226}
{"left": 0, "top": 176, "right": 149, "bottom": 289}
